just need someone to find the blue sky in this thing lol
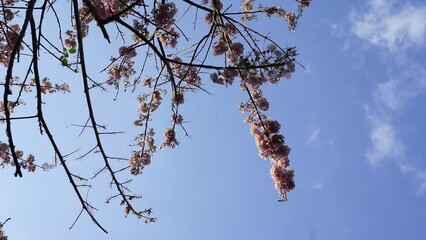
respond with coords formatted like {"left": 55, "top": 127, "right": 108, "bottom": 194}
{"left": 1, "top": 0, "right": 426, "bottom": 239}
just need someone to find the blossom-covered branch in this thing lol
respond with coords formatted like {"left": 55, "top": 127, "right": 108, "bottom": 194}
{"left": 0, "top": 0, "right": 311, "bottom": 232}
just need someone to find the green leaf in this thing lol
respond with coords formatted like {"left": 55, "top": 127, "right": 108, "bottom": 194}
{"left": 68, "top": 48, "right": 77, "bottom": 54}
{"left": 61, "top": 58, "right": 68, "bottom": 66}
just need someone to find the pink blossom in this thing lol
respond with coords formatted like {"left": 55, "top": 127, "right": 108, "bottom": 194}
{"left": 160, "top": 128, "right": 180, "bottom": 149}
{"left": 129, "top": 152, "right": 151, "bottom": 175}
{"left": 210, "top": 72, "right": 223, "bottom": 85}
{"left": 157, "top": 27, "right": 179, "bottom": 48}
{"left": 264, "top": 120, "right": 281, "bottom": 134}
{"left": 223, "top": 23, "right": 238, "bottom": 36}
{"left": 256, "top": 98, "right": 269, "bottom": 111}
{"left": 172, "top": 92, "right": 184, "bottom": 105}
{"left": 0, "top": 142, "right": 8, "bottom": 152}
{"left": 226, "top": 42, "right": 244, "bottom": 64}
{"left": 171, "top": 113, "right": 183, "bottom": 125}
{"left": 119, "top": 46, "right": 137, "bottom": 58}
{"left": 271, "top": 145, "right": 290, "bottom": 167}
{"left": 213, "top": 38, "right": 228, "bottom": 56}
{"left": 270, "top": 165, "right": 295, "bottom": 196}
{"left": 211, "top": 0, "right": 223, "bottom": 10}
{"left": 218, "top": 68, "right": 238, "bottom": 85}
{"left": 205, "top": 13, "right": 213, "bottom": 25}
{"left": 245, "top": 74, "right": 267, "bottom": 88}
{"left": 153, "top": 3, "right": 177, "bottom": 29}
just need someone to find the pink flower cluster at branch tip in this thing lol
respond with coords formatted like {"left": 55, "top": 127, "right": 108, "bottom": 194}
{"left": 270, "top": 165, "right": 295, "bottom": 196}
{"left": 160, "top": 128, "right": 179, "bottom": 149}
{"left": 0, "top": 141, "right": 36, "bottom": 172}
{"left": 240, "top": 86, "right": 294, "bottom": 197}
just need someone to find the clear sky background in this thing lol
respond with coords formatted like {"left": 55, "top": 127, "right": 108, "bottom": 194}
{"left": 1, "top": 0, "right": 426, "bottom": 239}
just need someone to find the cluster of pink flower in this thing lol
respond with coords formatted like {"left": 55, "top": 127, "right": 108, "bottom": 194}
{"left": 212, "top": 38, "right": 228, "bottom": 56}
{"left": 94, "top": 0, "right": 123, "bottom": 19}
{"left": 29, "top": 78, "right": 70, "bottom": 94}
{"left": 0, "top": 141, "right": 36, "bottom": 172}
{"left": 130, "top": 128, "right": 156, "bottom": 175}
{"left": 297, "top": 0, "right": 312, "bottom": 9}
{"left": 0, "top": 101, "right": 18, "bottom": 116}
{"left": 270, "top": 164, "right": 295, "bottom": 196}
{"left": 129, "top": 152, "right": 151, "bottom": 175}
{"left": 131, "top": 89, "right": 163, "bottom": 174}
{"left": 134, "top": 90, "right": 162, "bottom": 126}
{"left": 16, "top": 152, "right": 36, "bottom": 172}
{"left": 171, "top": 113, "right": 183, "bottom": 125}
{"left": 203, "top": 7, "right": 299, "bottom": 197}
{"left": 107, "top": 46, "right": 137, "bottom": 88}
{"left": 64, "top": 30, "right": 77, "bottom": 49}
{"left": 153, "top": 3, "right": 179, "bottom": 48}
{"left": 0, "top": 142, "right": 10, "bottom": 167}
{"left": 210, "top": 68, "right": 238, "bottom": 86}
{"left": 153, "top": 3, "right": 177, "bottom": 29}
{"left": 172, "top": 58, "right": 201, "bottom": 86}
{"left": 259, "top": 0, "right": 312, "bottom": 31}
{"left": 172, "top": 91, "right": 184, "bottom": 105}
{"left": 238, "top": 45, "right": 297, "bottom": 88}
{"left": 0, "top": 24, "right": 21, "bottom": 67}
{"left": 132, "top": 19, "right": 149, "bottom": 43}
{"left": 3, "top": 0, "right": 18, "bottom": 6}
{"left": 160, "top": 128, "right": 179, "bottom": 149}
{"left": 240, "top": 0, "right": 256, "bottom": 21}
{"left": 0, "top": 230, "right": 6, "bottom": 240}
{"left": 239, "top": 87, "right": 294, "bottom": 198}
{"left": 0, "top": 224, "right": 7, "bottom": 240}
{"left": 157, "top": 27, "right": 179, "bottom": 48}
{"left": 74, "top": 0, "right": 140, "bottom": 38}
{"left": 226, "top": 42, "right": 244, "bottom": 64}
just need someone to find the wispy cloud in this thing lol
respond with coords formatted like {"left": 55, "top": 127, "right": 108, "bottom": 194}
{"left": 349, "top": 0, "right": 426, "bottom": 193}
{"left": 312, "top": 182, "right": 323, "bottom": 190}
{"left": 305, "top": 129, "right": 320, "bottom": 145}
{"left": 365, "top": 107, "right": 404, "bottom": 165}
{"left": 350, "top": 0, "right": 426, "bottom": 51}
{"left": 400, "top": 164, "right": 426, "bottom": 195}
{"left": 375, "top": 64, "right": 426, "bottom": 111}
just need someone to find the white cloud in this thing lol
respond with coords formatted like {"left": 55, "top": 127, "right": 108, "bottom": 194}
{"left": 376, "top": 80, "right": 404, "bottom": 110}
{"left": 305, "top": 129, "right": 320, "bottom": 145}
{"left": 375, "top": 64, "right": 426, "bottom": 111}
{"left": 312, "top": 182, "right": 323, "bottom": 190}
{"left": 400, "top": 164, "right": 426, "bottom": 195}
{"left": 365, "top": 110, "right": 404, "bottom": 165}
{"left": 348, "top": 0, "right": 426, "bottom": 195}
{"left": 350, "top": 0, "right": 426, "bottom": 51}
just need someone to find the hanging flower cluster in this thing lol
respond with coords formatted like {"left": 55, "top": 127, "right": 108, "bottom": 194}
{"left": 239, "top": 88, "right": 294, "bottom": 199}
